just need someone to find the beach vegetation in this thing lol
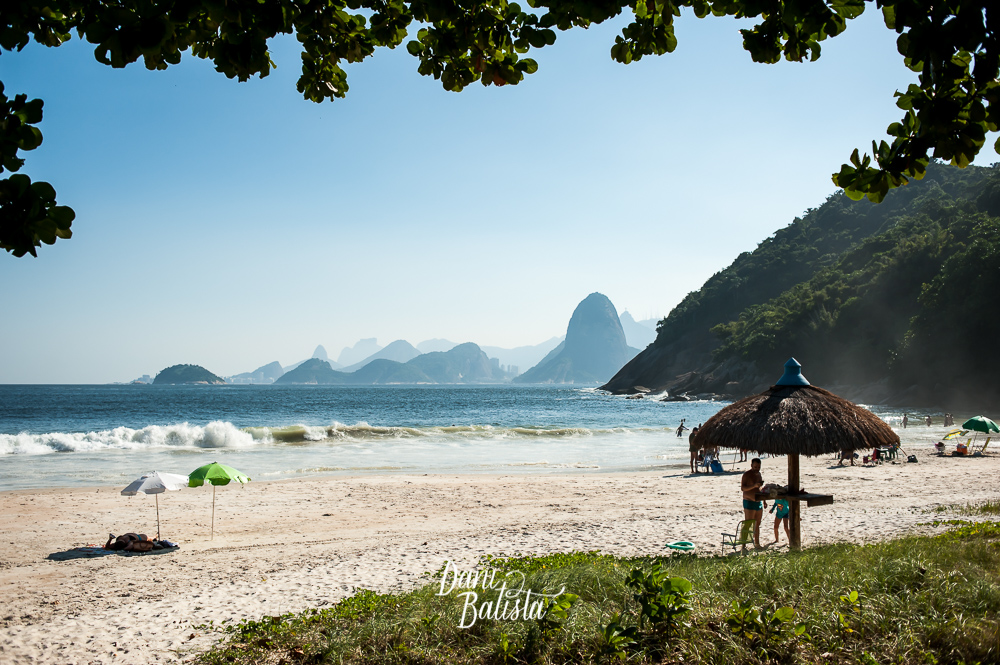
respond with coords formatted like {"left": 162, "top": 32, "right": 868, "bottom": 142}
{"left": 4, "top": 1, "right": 1000, "bottom": 257}
{"left": 197, "top": 522, "right": 1000, "bottom": 665}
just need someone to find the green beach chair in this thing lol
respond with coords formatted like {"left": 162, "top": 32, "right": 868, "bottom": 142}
{"left": 722, "top": 519, "right": 756, "bottom": 555}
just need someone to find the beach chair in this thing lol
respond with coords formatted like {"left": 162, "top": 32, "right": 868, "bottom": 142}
{"left": 972, "top": 437, "right": 991, "bottom": 455}
{"left": 722, "top": 519, "right": 756, "bottom": 555}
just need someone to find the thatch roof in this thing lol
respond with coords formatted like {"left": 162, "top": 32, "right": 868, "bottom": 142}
{"left": 692, "top": 383, "right": 899, "bottom": 456}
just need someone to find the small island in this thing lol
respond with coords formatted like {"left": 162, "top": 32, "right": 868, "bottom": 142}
{"left": 152, "top": 364, "right": 226, "bottom": 385}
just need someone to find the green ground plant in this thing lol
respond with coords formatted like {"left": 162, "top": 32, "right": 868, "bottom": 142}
{"left": 197, "top": 523, "right": 1000, "bottom": 665}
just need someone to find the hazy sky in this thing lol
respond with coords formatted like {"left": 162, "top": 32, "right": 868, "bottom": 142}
{"left": 2, "top": 8, "right": 925, "bottom": 383}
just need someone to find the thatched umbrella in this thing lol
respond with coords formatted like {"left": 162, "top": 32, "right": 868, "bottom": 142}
{"left": 693, "top": 358, "right": 898, "bottom": 550}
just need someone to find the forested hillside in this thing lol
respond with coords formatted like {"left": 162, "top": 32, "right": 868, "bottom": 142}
{"left": 603, "top": 163, "right": 1000, "bottom": 408}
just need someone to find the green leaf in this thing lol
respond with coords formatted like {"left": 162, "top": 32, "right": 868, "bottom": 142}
{"left": 772, "top": 606, "right": 795, "bottom": 623}
{"left": 30, "top": 180, "right": 56, "bottom": 200}
{"left": 881, "top": 4, "right": 896, "bottom": 29}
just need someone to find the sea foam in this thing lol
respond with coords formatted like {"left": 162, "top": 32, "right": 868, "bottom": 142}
{"left": 0, "top": 421, "right": 258, "bottom": 455}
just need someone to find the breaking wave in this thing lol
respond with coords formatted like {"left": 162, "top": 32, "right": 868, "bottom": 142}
{"left": 0, "top": 421, "right": 257, "bottom": 455}
{"left": 0, "top": 421, "right": 669, "bottom": 455}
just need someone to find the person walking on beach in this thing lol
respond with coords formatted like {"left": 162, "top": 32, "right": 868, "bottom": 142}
{"left": 741, "top": 458, "right": 767, "bottom": 548}
{"left": 688, "top": 426, "right": 700, "bottom": 474}
{"left": 902, "top": 414, "right": 908, "bottom": 429}
{"left": 771, "top": 498, "right": 790, "bottom": 544}
{"left": 926, "top": 415, "right": 932, "bottom": 427}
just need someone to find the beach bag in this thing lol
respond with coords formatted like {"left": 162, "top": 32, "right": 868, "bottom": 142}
{"left": 710, "top": 459, "right": 724, "bottom": 473}
{"left": 907, "top": 454, "right": 918, "bottom": 463}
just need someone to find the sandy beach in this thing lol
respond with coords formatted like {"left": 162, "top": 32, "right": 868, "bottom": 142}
{"left": 1, "top": 429, "right": 997, "bottom": 664}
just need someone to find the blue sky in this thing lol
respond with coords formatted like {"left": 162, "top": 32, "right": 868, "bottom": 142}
{"left": 1, "top": 8, "right": 925, "bottom": 383}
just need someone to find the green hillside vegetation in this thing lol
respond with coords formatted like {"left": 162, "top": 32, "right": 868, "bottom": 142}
{"left": 603, "top": 163, "right": 1000, "bottom": 407}
{"left": 153, "top": 364, "right": 225, "bottom": 385}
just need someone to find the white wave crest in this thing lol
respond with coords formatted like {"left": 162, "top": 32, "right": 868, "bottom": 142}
{"left": 0, "top": 421, "right": 257, "bottom": 456}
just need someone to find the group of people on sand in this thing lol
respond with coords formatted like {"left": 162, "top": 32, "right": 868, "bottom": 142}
{"left": 740, "top": 458, "right": 790, "bottom": 548}
{"left": 686, "top": 424, "right": 715, "bottom": 473}
{"left": 687, "top": 425, "right": 751, "bottom": 474}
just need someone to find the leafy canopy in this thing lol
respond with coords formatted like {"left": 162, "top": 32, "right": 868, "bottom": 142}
{"left": 2, "top": 0, "right": 998, "bottom": 256}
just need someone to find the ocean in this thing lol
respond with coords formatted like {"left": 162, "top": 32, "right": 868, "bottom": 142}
{"left": 0, "top": 385, "right": 908, "bottom": 491}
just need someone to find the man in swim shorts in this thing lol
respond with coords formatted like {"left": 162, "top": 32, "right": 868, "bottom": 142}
{"left": 741, "top": 458, "right": 767, "bottom": 547}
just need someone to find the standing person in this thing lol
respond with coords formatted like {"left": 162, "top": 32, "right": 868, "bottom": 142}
{"left": 676, "top": 419, "right": 687, "bottom": 438}
{"left": 741, "top": 458, "right": 767, "bottom": 548}
{"left": 688, "top": 426, "right": 700, "bottom": 474}
{"left": 926, "top": 415, "right": 932, "bottom": 427}
{"left": 771, "top": 498, "right": 790, "bottom": 544}
{"left": 902, "top": 414, "right": 908, "bottom": 429}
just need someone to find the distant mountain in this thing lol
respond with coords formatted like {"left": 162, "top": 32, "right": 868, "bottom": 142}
{"left": 480, "top": 336, "right": 564, "bottom": 374}
{"left": 409, "top": 343, "right": 506, "bottom": 383}
{"left": 638, "top": 317, "right": 660, "bottom": 330}
{"left": 153, "top": 364, "right": 226, "bottom": 385}
{"left": 619, "top": 311, "right": 656, "bottom": 349}
{"left": 340, "top": 340, "right": 421, "bottom": 372}
{"left": 514, "top": 293, "right": 639, "bottom": 384}
{"left": 275, "top": 343, "right": 509, "bottom": 384}
{"left": 417, "top": 339, "right": 458, "bottom": 354}
{"left": 284, "top": 346, "right": 342, "bottom": 372}
{"left": 350, "top": 358, "right": 433, "bottom": 384}
{"left": 337, "top": 338, "right": 382, "bottom": 366}
{"left": 274, "top": 358, "right": 344, "bottom": 384}
{"left": 229, "top": 361, "right": 284, "bottom": 384}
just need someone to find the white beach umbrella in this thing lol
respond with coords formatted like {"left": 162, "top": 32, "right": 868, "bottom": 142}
{"left": 121, "top": 471, "right": 190, "bottom": 539}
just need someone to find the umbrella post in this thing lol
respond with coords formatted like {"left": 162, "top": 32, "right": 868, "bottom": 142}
{"left": 788, "top": 453, "right": 801, "bottom": 550}
{"left": 211, "top": 485, "right": 216, "bottom": 541}
{"left": 155, "top": 493, "right": 161, "bottom": 541}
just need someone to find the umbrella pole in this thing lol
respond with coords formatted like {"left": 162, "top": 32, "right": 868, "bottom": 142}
{"left": 156, "top": 493, "right": 161, "bottom": 541}
{"left": 211, "top": 485, "right": 216, "bottom": 541}
{"left": 788, "top": 453, "right": 801, "bottom": 551}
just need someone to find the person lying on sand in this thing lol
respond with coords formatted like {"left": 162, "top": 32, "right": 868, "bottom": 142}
{"left": 104, "top": 533, "right": 154, "bottom": 552}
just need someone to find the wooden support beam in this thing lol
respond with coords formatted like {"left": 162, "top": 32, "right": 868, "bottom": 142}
{"left": 788, "top": 453, "right": 801, "bottom": 550}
